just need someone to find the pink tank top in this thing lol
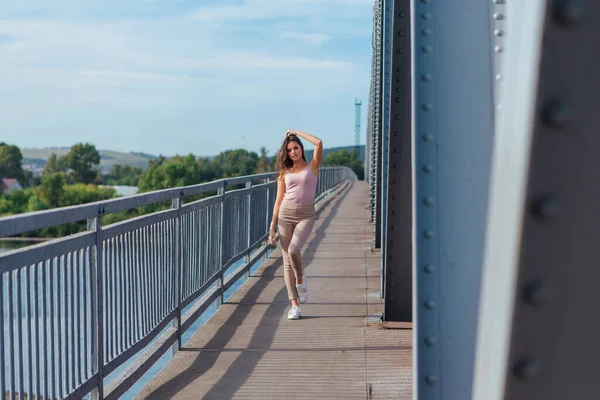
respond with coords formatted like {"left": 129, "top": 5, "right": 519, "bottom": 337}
{"left": 283, "top": 164, "right": 318, "bottom": 205}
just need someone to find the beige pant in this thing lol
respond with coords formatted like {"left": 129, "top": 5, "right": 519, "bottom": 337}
{"left": 278, "top": 200, "right": 316, "bottom": 300}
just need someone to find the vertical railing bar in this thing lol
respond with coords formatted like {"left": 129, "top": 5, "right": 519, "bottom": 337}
{"left": 158, "top": 222, "right": 164, "bottom": 320}
{"left": 144, "top": 225, "right": 151, "bottom": 335}
{"left": 125, "top": 232, "right": 132, "bottom": 348}
{"left": 34, "top": 263, "right": 41, "bottom": 399}
{"left": 135, "top": 228, "right": 142, "bottom": 340}
{"left": 51, "top": 257, "right": 58, "bottom": 400}
{"left": 217, "top": 184, "right": 225, "bottom": 308}
{"left": 42, "top": 261, "right": 49, "bottom": 400}
{"left": 131, "top": 230, "right": 138, "bottom": 344}
{"left": 119, "top": 235, "right": 126, "bottom": 353}
{"left": 84, "top": 248, "right": 90, "bottom": 381}
{"left": 182, "top": 213, "right": 188, "bottom": 303}
{"left": 56, "top": 254, "right": 66, "bottom": 397}
{"left": 109, "top": 238, "right": 115, "bottom": 360}
{"left": 111, "top": 237, "right": 117, "bottom": 361}
{"left": 131, "top": 231, "right": 137, "bottom": 346}
{"left": 103, "top": 241, "right": 109, "bottom": 365}
{"left": 116, "top": 235, "right": 127, "bottom": 354}
{"left": 8, "top": 270, "right": 15, "bottom": 400}
{"left": 194, "top": 210, "right": 200, "bottom": 293}
{"left": 116, "top": 236, "right": 122, "bottom": 355}
{"left": 171, "top": 195, "right": 182, "bottom": 355}
{"left": 69, "top": 251, "right": 75, "bottom": 391}
{"left": 75, "top": 250, "right": 81, "bottom": 387}
{"left": 26, "top": 265, "right": 33, "bottom": 399}
{"left": 136, "top": 228, "right": 143, "bottom": 342}
{"left": 0, "top": 272, "right": 5, "bottom": 400}
{"left": 16, "top": 266, "right": 24, "bottom": 399}
{"left": 63, "top": 254, "right": 68, "bottom": 395}
{"left": 151, "top": 224, "right": 158, "bottom": 328}
{"left": 89, "top": 210, "right": 104, "bottom": 400}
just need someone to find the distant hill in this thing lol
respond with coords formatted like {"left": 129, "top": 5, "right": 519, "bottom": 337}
{"left": 20, "top": 144, "right": 365, "bottom": 176}
{"left": 21, "top": 147, "right": 159, "bottom": 175}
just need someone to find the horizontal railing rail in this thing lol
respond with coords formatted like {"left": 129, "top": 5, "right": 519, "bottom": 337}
{"left": 0, "top": 165, "right": 356, "bottom": 400}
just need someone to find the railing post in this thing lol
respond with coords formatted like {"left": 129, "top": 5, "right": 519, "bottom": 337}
{"left": 171, "top": 196, "right": 182, "bottom": 355}
{"left": 245, "top": 181, "right": 252, "bottom": 278}
{"left": 217, "top": 182, "right": 226, "bottom": 307}
{"left": 88, "top": 208, "right": 104, "bottom": 400}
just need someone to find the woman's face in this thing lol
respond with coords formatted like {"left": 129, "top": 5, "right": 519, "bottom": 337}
{"left": 286, "top": 141, "right": 303, "bottom": 162}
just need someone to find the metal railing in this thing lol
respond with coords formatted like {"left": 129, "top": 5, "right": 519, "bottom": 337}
{"left": 0, "top": 165, "right": 356, "bottom": 400}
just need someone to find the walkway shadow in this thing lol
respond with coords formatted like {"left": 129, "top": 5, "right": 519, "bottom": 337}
{"left": 141, "top": 181, "right": 354, "bottom": 399}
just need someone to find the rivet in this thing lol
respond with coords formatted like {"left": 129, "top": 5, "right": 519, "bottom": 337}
{"left": 421, "top": 29, "right": 431, "bottom": 36}
{"left": 422, "top": 104, "right": 433, "bottom": 111}
{"left": 399, "top": 12, "right": 405, "bottom": 18}
{"left": 422, "top": 73, "right": 432, "bottom": 82}
{"left": 542, "top": 100, "right": 570, "bottom": 128}
{"left": 424, "top": 336, "right": 436, "bottom": 346}
{"left": 424, "top": 300, "right": 436, "bottom": 309}
{"left": 493, "top": 0, "right": 506, "bottom": 4}
{"left": 523, "top": 280, "right": 548, "bottom": 304}
{"left": 395, "top": 114, "right": 401, "bottom": 120}
{"left": 513, "top": 358, "right": 538, "bottom": 379}
{"left": 396, "top": 97, "right": 402, "bottom": 103}
{"left": 553, "top": 0, "right": 583, "bottom": 26}
{"left": 422, "top": 133, "right": 434, "bottom": 141}
{"left": 393, "top": 179, "right": 398, "bottom": 185}
{"left": 421, "top": 13, "right": 431, "bottom": 20}
{"left": 493, "top": 13, "right": 504, "bottom": 20}
{"left": 422, "top": 45, "right": 432, "bottom": 53}
{"left": 397, "top": 48, "right": 404, "bottom": 55}
{"left": 494, "top": 29, "right": 504, "bottom": 37}
{"left": 423, "top": 197, "right": 434, "bottom": 206}
{"left": 424, "top": 264, "right": 435, "bottom": 273}
{"left": 530, "top": 195, "right": 558, "bottom": 219}
{"left": 392, "top": 195, "right": 398, "bottom": 200}
{"left": 394, "top": 131, "right": 400, "bottom": 137}
{"left": 425, "top": 375, "right": 436, "bottom": 384}
{"left": 424, "top": 230, "right": 435, "bottom": 239}
{"left": 496, "top": 74, "right": 503, "bottom": 81}
{"left": 398, "top": 30, "right": 405, "bottom": 37}
{"left": 423, "top": 165, "right": 434, "bottom": 173}
{"left": 391, "top": 225, "right": 396, "bottom": 231}
{"left": 495, "top": 45, "right": 503, "bottom": 53}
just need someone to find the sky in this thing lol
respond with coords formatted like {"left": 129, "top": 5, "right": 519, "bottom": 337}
{"left": 0, "top": 0, "right": 375, "bottom": 158}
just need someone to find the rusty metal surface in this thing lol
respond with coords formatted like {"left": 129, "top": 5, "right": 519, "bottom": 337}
{"left": 137, "top": 181, "right": 412, "bottom": 399}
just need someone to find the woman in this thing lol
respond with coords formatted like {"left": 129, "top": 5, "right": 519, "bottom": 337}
{"left": 269, "top": 129, "right": 323, "bottom": 320}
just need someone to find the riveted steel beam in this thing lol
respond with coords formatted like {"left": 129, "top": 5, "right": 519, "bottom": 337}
{"left": 382, "top": 0, "right": 412, "bottom": 322}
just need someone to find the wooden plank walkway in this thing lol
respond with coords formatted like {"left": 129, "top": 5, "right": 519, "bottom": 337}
{"left": 137, "top": 181, "right": 413, "bottom": 399}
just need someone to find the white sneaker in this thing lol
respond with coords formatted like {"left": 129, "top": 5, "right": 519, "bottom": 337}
{"left": 287, "top": 306, "right": 301, "bottom": 320}
{"left": 296, "top": 276, "right": 308, "bottom": 303}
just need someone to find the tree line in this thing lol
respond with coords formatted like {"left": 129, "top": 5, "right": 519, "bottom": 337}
{"left": 0, "top": 141, "right": 364, "bottom": 238}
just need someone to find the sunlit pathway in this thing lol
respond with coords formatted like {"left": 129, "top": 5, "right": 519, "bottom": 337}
{"left": 137, "top": 181, "right": 412, "bottom": 399}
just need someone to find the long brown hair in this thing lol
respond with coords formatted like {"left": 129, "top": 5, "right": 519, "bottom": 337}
{"left": 276, "top": 135, "right": 307, "bottom": 181}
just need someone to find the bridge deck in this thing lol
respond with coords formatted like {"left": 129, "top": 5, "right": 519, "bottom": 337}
{"left": 137, "top": 181, "right": 412, "bottom": 399}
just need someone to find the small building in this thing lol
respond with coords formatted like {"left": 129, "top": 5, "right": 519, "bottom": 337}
{"left": 1, "top": 178, "right": 23, "bottom": 195}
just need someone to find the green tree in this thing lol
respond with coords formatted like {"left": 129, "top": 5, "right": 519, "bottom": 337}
{"left": 212, "top": 149, "right": 259, "bottom": 178}
{"left": 0, "top": 142, "right": 26, "bottom": 183}
{"left": 255, "top": 147, "right": 275, "bottom": 173}
{"left": 105, "top": 164, "right": 143, "bottom": 186}
{"left": 43, "top": 153, "right": 68, "bottom": 176}
{"left": 322, "top": 149, "right": 364, "bottom": 180}
{"left": 35, "top": 173, "right": 66, "bottom": 208}
{"left": 66, "top": 143, "right": 101, "bottom": 184}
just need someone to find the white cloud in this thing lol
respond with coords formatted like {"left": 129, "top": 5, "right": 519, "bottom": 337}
{"left": 280, "top": 31, "right": 330, "bottom": 44}
{"left": 0, "top": 0, "right": 373, "bottom": 156}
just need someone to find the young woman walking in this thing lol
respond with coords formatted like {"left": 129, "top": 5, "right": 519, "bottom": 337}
{"left": 268, "top": 129, "right": 323, "bottom": 320}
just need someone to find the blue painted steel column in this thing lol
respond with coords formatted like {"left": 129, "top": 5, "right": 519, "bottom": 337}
{"left": 412, "top": 0, "right": 495, "bottom": 398}
{"left": 379, "top": 0, "right": 393, "bottom": 298}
